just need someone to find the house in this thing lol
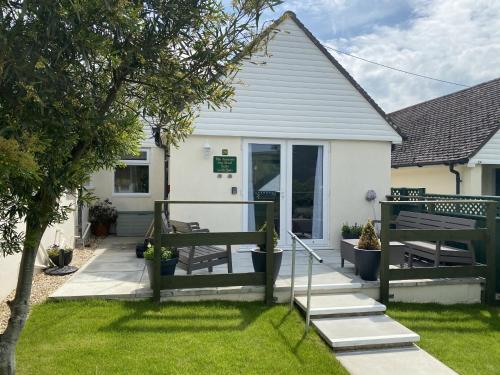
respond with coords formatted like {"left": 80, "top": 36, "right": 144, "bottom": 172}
{"left": 391, "top": 78, "right": 500, "bottom": 195}
{"left": 89, "top": 11, "right": 402, "bottom": 248}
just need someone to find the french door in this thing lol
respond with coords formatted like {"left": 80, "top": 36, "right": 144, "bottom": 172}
{"left": 243, "top": 139, "right": 329, "bottom": 248}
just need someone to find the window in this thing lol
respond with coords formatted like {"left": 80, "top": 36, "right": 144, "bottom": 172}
{"left": 114, "top": 149, "right": 150, "bottom": 194}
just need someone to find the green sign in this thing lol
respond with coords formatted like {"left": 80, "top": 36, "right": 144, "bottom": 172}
{"left": 213, "top": 156, "right": 237, "bottom": 173}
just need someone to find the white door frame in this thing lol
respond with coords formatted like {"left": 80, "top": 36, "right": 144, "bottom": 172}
{"left": 242, "top": 138, "right": 331, "bottom": 249}
{"left": 242, "top": 139, "right": 287, "bottom": 247}
{"left": 285, "top": 140, "right": 330, "bottom": 247}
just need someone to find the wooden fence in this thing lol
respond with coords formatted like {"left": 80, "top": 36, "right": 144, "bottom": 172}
{"left": 152, "top": 200, "right": 276, "bottom": 304}
{"left": 379, "top": 199, "right": 497, "bottom": 305}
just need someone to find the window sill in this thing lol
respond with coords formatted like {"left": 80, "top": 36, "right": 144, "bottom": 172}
{"left": 112, "top": 193, "right": 151, "bottom": 198}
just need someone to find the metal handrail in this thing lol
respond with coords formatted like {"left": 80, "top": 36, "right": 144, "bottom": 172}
{"left": 287, "top": 230, "right": 323, "bottom": 333}
{"left": 80, "top": 222, "right": 91, "bottom": 248}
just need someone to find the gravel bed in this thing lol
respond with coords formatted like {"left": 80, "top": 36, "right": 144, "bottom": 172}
{"left": 0, "top": 240, "right": 98, "bottom": 334}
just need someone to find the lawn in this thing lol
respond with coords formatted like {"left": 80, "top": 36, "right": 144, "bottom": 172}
{"left": 17, "top": 300, "right": 347, "bottom": 374}
{"left": 388, "top": 303, "right": 500, "bottom": 375}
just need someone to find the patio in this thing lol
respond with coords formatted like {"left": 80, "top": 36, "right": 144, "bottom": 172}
{"left": 50, "top": 236, "right": 483, "bottom": 304}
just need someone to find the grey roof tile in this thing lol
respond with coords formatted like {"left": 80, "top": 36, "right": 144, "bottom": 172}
{"left": 390, "top": 78, "right": 500, "bottom": 167}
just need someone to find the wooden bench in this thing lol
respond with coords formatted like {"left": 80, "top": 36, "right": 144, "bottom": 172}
{"left": 394, "top": 211, "right": 476, "bottom": 267}
{"left": 169, "top": 220, "right": 233, "bottom": 275}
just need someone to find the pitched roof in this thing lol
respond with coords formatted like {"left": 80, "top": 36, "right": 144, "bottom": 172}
{"left": 390, "top": 78, "right": 500, "bottom": 167}
{"left": 252, "top": 11, "right": 404, "bottom": 140}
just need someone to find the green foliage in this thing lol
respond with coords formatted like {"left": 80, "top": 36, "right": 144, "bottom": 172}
{"left": 389, "top": 303, "right": 500, "bottom": 375}
{"left": 258, "top": 222, "right": 279, "bottom": 252}
{"left": 357, "top": 220, "right": 381, "bottom": 250}
{"left": 143, "top": 245, "right": 178, "bottom": 261}
{"left": 16, "top": 300, "right": 348, "bottom": 375}
{"left": 341, "top": 223, "right": 363, "bottom": 239}
{"left": 0, "top": 0, "right": 281, "bottom": 256}
{"left": 88, "top": 199, "right": 118, "bottom": 225}
{"left": 47, "top": 245, "right": 73, "bottom": 257}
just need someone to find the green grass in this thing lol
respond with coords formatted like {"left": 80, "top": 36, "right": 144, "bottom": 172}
{"left": 388, "top": 303, "right": 500, "bottom": 375}
{"left": 17, "top": 300, "right": 347, "bottom": 374}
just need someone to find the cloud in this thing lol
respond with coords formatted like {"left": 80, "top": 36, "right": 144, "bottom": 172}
{"left": 274, "top": 0, "right": 415, "bottom": 39}
{"left": 323, "top": 0, "right": 500, "bottom": 112}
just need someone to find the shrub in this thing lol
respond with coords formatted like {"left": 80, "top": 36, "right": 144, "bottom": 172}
{"left": 47, "top": 245, "right": 73, "bottom": 257}
{"left": 341, "top": 223, "right": 363, "bottom": 239}
{"left": 89, "top": 199, "right": 118, "bottom": 225}
{"left": 357, "top": 220, "right": 381, "bottom": 250}
{"left": 257, "top": 222, "right": 279, "bottom": 252}
{"left": 144, "top": 245, "right": 178, "bottom": 261}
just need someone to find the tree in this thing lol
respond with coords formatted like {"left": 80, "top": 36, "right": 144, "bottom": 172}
{"left": 0, "top": 1, "right": 280, "bottom": 373}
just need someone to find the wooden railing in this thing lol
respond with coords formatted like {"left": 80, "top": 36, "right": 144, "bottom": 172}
{"left": 152, "top": 200, "right": 276, "bottom": 304}
{"left": 379, "top": 200, "right": 497, "bottom": 305}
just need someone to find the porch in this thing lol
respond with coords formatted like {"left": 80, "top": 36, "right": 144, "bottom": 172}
{"left": 50, "top": 236, "right": 482, "bottom": 304}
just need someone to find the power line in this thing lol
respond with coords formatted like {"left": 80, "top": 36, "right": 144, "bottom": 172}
{"left": 325, "top": 46, "right": 471, "bottom": 88}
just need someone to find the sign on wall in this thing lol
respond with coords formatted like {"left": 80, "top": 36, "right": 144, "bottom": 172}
{"left": 213, "top": 156, "right": 237, "bottom": 173}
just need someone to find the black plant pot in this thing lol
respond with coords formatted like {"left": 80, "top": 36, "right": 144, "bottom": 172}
{"left": 49, "top": 251, "right": 73, "bottom": 267}
{"left": 251, "top": 248, "right": 283, "bottom": 283}
{"left": 136, "top": 241, "right": 149, "bottom": 258}
{"left": 354, "top": 247, "right": 381, "bottom": 281}
{"left": 145, "top": 258, "right": 178, "bottom": 286}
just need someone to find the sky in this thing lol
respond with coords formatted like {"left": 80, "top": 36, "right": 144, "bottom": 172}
{"left": 249, "top": 0, "right": 500, "bottom": 112}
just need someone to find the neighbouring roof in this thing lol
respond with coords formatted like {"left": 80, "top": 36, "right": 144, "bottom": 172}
{"left": 390, "top": 78, "right": 500, "bottom": 167}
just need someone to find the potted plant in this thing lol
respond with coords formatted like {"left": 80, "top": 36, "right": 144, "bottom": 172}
{"left": 89, "top": 199, "right": 118, "bottom": 237}
{"left": 144, "top": 245, "right": 179, "bottom": 286}
{"left": 354, "top": 220, "right": 381, "bottom": 281}
{"left": 251, "top": 222, "right": 283, "bottom": 283}
{"left": 47, "top": 244, "right": 73, "bottom": 267}
{"left": 341, "top": 223, "right": 363, "bottom": 239}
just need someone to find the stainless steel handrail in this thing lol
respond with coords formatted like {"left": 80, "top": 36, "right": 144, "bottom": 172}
{"left": 287, "top": 230, "right": 323, "bottom": 333}
{"left": 81, "top": 222, "right": 91, "bottom": 248}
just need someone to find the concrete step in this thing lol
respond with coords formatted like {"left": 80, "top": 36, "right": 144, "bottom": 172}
{"left": 294, "top": 293, "right": 386, "bottom": 317}
{"left": 336, "top": 346, "right": 458, "bottom": 375}
{"left": 312, "top": 314, "right": 420, "bottom": 351}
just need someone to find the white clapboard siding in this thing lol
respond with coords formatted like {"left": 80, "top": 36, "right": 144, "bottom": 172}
{"left": 193, "top": 16, "right": 401, "bottom": 143}
{"left": 470, "top": 128, "right": 500, "bottom": 164}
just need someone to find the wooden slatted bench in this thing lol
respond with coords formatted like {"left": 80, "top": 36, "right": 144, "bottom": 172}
{"left": 395, "top": 210, "right": 477, "bottom": 267}
{"left": 169, "top": 220, "right": 233, "bottom": 275}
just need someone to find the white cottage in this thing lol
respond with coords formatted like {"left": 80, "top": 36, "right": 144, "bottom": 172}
{"left": 167, "top": 11, "right": 402, "bottom": 248}
{"left": 88, "top": 11, "right": 402, "bottom": 246}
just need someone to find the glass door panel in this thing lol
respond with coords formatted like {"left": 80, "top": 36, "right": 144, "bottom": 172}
{"left": 291, "top": 145, "right": 324, "bottom": 240}
{"left": 247, "top": 143, "right": 281, "bottom": 237}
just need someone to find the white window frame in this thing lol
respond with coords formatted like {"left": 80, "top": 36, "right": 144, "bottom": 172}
{"left": 112, "top": 148, "right": 151, "bottom": 197}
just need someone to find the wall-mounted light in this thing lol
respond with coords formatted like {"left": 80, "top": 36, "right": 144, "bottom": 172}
{"left": 203, "top": 142, "right": 212, "bottom": 159}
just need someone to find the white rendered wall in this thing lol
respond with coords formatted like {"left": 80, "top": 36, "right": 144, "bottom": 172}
{"left": 0, "top": 194, "right": 76, "bottom": 302}
{"left": 170, "top": 136, "right": 393, "bottom": 249}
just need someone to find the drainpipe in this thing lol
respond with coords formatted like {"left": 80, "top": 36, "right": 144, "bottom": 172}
{"left": 449, "top": 164, "right": 461, "bottom": 195}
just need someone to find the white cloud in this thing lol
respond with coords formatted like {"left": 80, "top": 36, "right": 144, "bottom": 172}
{"left": 324, "top": 0, "right": 500, "bottom": 112}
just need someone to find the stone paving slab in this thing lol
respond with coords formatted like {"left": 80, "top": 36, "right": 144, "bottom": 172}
{"left": 336, "top": 346, "right": 458, "bottom": 375}
{"left": 312, "top": 314, "right": 420, "bottom": 350}
{"left": 295, "top": 293, "right": 386, "bottom": 316}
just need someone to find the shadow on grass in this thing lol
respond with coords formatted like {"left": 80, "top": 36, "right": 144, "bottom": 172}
{"left": 270, "top": 309, "right": 308, "bottom": 364}
{"left": 99, "top": 300, "right": 266, "bottom": 334}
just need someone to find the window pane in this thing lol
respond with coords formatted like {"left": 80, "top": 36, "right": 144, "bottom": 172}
{"left": 248, "top": 143, "right": 281, "bottom": 236}
{"left": 114, "top": 165, "right": 149, "bottom": 193}
{"left": 291, "top": 145, "right": 323, "bottom": 239}
{"left": 121, "top": 151, "right": 148, "bottom": 161}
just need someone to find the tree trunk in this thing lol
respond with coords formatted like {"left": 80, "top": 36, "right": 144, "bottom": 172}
{"left": 0, "top": 217, "right": 46, "bottom": 375}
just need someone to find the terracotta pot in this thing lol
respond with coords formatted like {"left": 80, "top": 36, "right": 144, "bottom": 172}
{"left": 92, "top": 223, "right": 109, "bottom": 237}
